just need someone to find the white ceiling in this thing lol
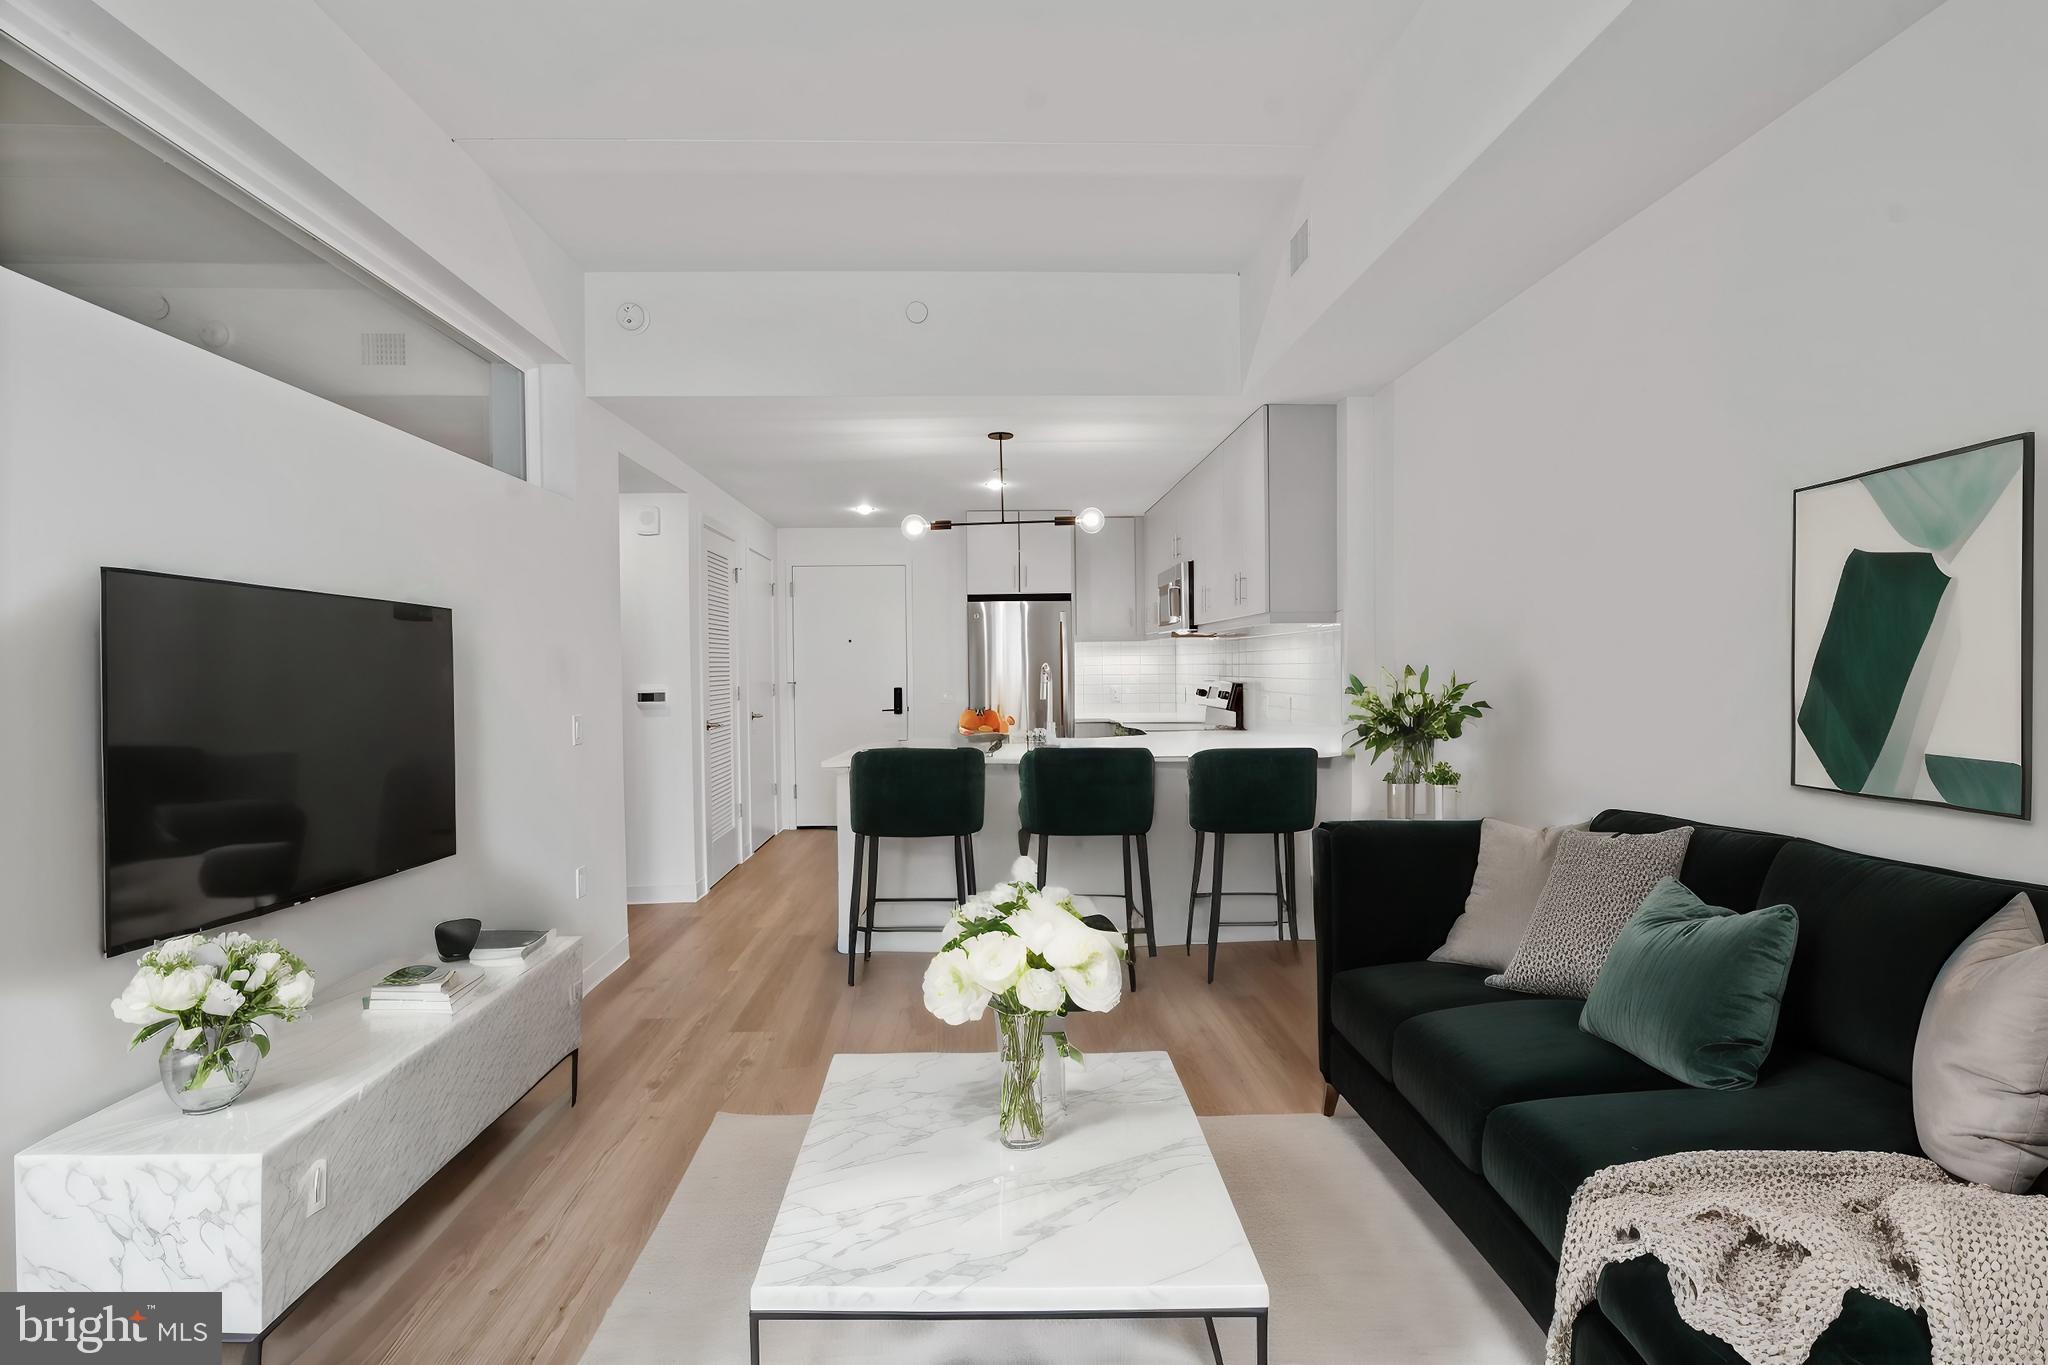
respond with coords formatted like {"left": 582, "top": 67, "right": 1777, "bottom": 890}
{"left": 596, "top": 395, "right": 1255, "bottom": 526}
{"left": 312, "top": 0, "right": 1421, "bottom": 271}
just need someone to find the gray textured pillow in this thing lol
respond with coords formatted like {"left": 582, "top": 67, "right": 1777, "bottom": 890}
{"left": 1913, "top": 894, "right": 2048, "bottom": 1192}
{"left": 1486, "top": 826, "right": 1693, "bottom": 998}
{"left": 1430, "top": 819, "right": 1589, "bottom": 971}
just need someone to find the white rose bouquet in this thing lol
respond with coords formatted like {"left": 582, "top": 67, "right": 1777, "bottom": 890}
{"left": 111, "top": 930, "right": 316, "bottom": 1099}
{"left": 922, "top": 857, "right": 1126, "bottom": 1147}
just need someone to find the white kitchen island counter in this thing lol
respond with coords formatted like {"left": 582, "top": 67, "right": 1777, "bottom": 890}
{"left": 820, "top": 731, "right": 1350, "bottom": 955}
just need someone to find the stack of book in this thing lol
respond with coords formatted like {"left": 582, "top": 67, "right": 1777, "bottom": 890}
{"left": 362, "top": 963, "right": 481, "bottom": 1015}
{"left": 470, "top": 928, "right": 552, "bottom": 973}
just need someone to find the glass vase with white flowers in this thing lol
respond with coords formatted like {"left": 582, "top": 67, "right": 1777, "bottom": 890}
{"left": 110, "top": 931, "right": 316, "bottom": 1114}
{"left": 922, "top": 858, "right": 1127, "bottom": 1149}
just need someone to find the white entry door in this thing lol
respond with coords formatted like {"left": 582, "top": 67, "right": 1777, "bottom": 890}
{"left": 702, "top": 525, "right": 742, "bottom": 887}
{"left": 746, "top": 547, "right": 777, "bottom": 852}
{"left": 792, "top": 564, "right": 908, "bottom": 826}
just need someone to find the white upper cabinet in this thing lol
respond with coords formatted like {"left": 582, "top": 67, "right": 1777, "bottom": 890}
{"left": 1076, "top": 515, "right": 1140, "bottom": 640}
{"left": 1142, "top": 404, "right": 1338, "bottom": 629}
{"left": 964, "top": 521, "right": 1020, "bottom": 594}
{"left": 1017, "top": 521, "right": 1075, "bottom": 594}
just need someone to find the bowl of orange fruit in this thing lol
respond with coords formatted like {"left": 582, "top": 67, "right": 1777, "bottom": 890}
{"left": 958, "top": 707, "right": 1016, "bottom": 737}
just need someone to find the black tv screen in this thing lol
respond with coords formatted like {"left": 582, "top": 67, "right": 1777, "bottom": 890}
{"left": 100, "top": 569, "right": 456, "bottom": 956}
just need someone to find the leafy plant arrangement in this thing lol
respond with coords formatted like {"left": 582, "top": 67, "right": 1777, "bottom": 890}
{"left": 111, "top": 931, "right": 316, "bottom": 1093}
{"left": 1345, "top": 665, "right": 1491, "bottom": 781}
{"left": 922, "top": 857, "right": 1127, "bottom": 1147}
{"left": 1423, "top": 760, "right": 1463, "bottom": 787}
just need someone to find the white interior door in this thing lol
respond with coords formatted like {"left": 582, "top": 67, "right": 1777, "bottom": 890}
{"left": 702, "top": 526, "right": 742, "bottom": 887}
{"left": 792, "top": 564, "right": 909, "bottom": 825}
{"left": 745, "top": 547, "right": 777, "bottom": 851}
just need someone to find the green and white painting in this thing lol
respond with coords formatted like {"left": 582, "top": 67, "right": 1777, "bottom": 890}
{"left": 1792, "top": 434, "right": 2033, "bottom": 819}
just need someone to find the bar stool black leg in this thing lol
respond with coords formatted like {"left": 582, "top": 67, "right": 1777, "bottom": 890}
{"left": 1036, "top": 833, "right": 1049, "bottom": 889}
{"left": 1272, "top": 833, "right": 1286, "bottom": 941}
{"left": 1120, "top": 836, "right": 1138, "bottom": 992}
{"left": 1206, "top": 833, "right": 1227, "bottom": 984}
{"left": 1136, "top": 834, "right": 1157, "bottom": 958}
{"left": 862, "top": 835, "right": 880, "bottom": 962}
{"left": 845, "top": 833, "right": 866, "bottom": 986}
{"left": 953, "top": 836, "right": 967, "bottom": 907}
{"left": 964, "top": 837, "right": 978, "bottom": 894}
{"left": 1185, "top": 830, "right": 1206, "bottom": 955}
{"left": 1285, "top": 832, "right": 1300, "bottom": 943}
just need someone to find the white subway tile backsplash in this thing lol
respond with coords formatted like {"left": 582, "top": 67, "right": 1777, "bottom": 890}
{"left": 1075, "top": 627, "right": 1344, "bottom": 726}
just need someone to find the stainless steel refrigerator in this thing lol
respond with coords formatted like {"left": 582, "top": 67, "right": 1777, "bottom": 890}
{"left": 966, "top": 596, "right": 1075, "bottom": 738}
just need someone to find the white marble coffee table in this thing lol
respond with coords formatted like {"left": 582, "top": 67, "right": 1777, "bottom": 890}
{"left": 750, "top": 1050, "right": 1268, "bottom": 1363}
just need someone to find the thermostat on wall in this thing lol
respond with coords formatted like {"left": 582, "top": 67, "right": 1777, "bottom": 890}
{"left": 635, "top": 690, "right": 668, "bottom": 707}
{"left": 635, "top": 506, "right": 660, "bottom": 535}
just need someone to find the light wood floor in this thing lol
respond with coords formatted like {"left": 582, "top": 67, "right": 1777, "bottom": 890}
{"left": 268, "top": 828, "right": 1321, "bottom": 1364}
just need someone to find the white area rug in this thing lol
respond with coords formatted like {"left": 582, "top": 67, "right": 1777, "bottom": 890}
{"left": 581, "top": 1106, "right": 1542, "bottom": 1365}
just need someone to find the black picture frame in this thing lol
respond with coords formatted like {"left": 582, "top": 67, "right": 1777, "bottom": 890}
{"left": 1789, "top": 432, "right": 2033, "bottom": 820}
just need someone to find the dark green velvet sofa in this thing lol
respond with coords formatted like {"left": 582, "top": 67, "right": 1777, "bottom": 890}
{"left": 1312, "top": 808, "right": 2048, "bottom": 1365}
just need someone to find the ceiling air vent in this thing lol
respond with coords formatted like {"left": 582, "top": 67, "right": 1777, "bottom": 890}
{"left": 360, "top": 331, "right": 408, "bottom": 366}
{"left": 1288, "top": 219, "right": 1311, "bottom": 276}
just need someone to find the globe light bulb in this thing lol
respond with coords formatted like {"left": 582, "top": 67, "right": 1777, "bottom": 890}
{"left": 1076, "top": 507, "right": 1106, "bottom": 534}
{"left": 900, "top": 514, "right": 930, "bottom": 540}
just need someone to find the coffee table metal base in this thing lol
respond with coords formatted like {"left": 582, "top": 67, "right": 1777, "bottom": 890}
{"left": 748, "top": 1307, "right": 1269, "bottom": 1364}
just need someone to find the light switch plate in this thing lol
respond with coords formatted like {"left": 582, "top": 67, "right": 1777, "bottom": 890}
{"left": 570, "top": 713, "right": 584, "bottom": 746}
{"left": 575, "top": 866, "right": 588, "bottom": 899}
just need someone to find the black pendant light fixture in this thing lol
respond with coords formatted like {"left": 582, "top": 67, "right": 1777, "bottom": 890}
{"left": 900, "top": 431, "right": 1106, "bottom": 540}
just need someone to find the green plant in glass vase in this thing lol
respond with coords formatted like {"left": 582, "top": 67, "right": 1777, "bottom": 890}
{"left": 1345, "top": 665, "right": 1491, "bottom": 784}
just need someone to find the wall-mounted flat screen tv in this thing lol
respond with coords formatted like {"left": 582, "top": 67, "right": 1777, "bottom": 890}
{"left": 100, "top": 568, "right": 456, "bottom": 956}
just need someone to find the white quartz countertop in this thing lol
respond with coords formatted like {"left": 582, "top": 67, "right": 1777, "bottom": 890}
{"left": 821, "top": 727, "right": 1350, "bottom": 770}
{"left": 752, "top": 1051, "right": 1266, "bottom": 1314}
{"left": 1074, "top": 707, "right": 1207, "bottom": 725}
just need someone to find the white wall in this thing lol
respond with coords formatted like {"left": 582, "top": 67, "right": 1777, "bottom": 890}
{"left": 776, "top": 528, "right": 969, "bottom": 811}
{"left": 1365, "top": 0, "right": 2048, "bottom": 880}
{"left": 0, "top": 267, "right": 630, "bottom": 1277}
{"left": 618, "top": 494, "right": 696, "bottom": 900}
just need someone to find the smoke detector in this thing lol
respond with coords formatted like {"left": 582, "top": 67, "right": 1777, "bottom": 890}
{"left": 905, "top": 300, "right": 929, "bottom": 324}
{"left": 616, "top": 301, "right": 648, "bottom": 332}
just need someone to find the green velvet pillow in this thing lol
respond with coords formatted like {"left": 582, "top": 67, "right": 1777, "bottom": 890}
{"left": 1580, "top": 877, "right": 1798, "bottom": 1090}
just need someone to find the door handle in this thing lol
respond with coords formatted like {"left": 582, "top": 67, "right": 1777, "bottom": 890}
{"left": 705, "top": 721, "right": 724, "bottom": 730}
{"left": 886, "top": 686, "right": 905, "bottom": 715}
{"left": 750, "top": 711, "right": 765, "bottom": 720}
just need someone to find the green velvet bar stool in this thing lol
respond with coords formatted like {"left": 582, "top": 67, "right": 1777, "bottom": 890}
{"left": 1018, "top": 747, "right": 1156, "bottom": 991}
{"left": 846, "top": 746, "right": 986, "bottom": 986}
{"left": 1185, "top": 748, "right": 1316, "bottom": 984}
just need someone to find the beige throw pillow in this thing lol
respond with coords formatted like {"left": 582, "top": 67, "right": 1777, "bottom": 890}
{"left": 1430, "top": 819, "right": 1588, "bottom": 971}
{"left": 1486, "top": 826, "right": 1693, "bottom": 998}
{"left": 1913, "top": 894, "right": 2048, "bottom": 1193}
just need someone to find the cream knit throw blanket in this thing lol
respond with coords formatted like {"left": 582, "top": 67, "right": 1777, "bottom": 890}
{"left": 1546, "top": 1149, "right": 2048, "bottom": 1365}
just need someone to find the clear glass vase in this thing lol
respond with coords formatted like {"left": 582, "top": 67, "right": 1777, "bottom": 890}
{"left": 994, "top": 1010, "right": 1049, "bottom": 1149}
{"left": 159, "top": 1022, "right": 265, "bottom": 1115}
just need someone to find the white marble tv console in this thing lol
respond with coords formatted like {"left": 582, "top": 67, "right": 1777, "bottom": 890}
{"left": 15, "top": 936, "right": 582, "bottom": 1360}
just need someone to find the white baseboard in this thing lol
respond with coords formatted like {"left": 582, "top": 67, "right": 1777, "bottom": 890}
{"left": 584, "top": 934, "right": 631, "bottom": 994}
{"left": 627, "top": 883, "right": 698, "bottom": 905}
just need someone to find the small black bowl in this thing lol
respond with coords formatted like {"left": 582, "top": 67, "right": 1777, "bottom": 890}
{"left": 435, "top": 917, "right": 482, "bottom": 962}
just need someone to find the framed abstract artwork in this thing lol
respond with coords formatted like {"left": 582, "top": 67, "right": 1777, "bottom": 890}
{"left": 1792, "top": 433, "right": 2033, "bottom": 819}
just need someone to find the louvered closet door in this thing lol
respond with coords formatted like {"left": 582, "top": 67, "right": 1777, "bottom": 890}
{"left": 702, "top": 526, "right": 742, "bottom": 888}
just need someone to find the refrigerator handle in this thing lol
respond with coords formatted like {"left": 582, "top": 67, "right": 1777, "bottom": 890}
{"left": 1057, "top": 612, "right": 1069, "bottom": 735}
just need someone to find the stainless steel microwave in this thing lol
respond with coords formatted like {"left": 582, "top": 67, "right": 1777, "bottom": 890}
{"left": 1155, "top": 561, "right": 1192, "bottom": 633}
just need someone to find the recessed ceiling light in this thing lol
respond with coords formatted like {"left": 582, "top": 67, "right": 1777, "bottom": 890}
{"left": 853, "top": 503, "right": 877, "bottom": 516}
{"left": 981, "top": 478, "right": 1006, "bottom": 492}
